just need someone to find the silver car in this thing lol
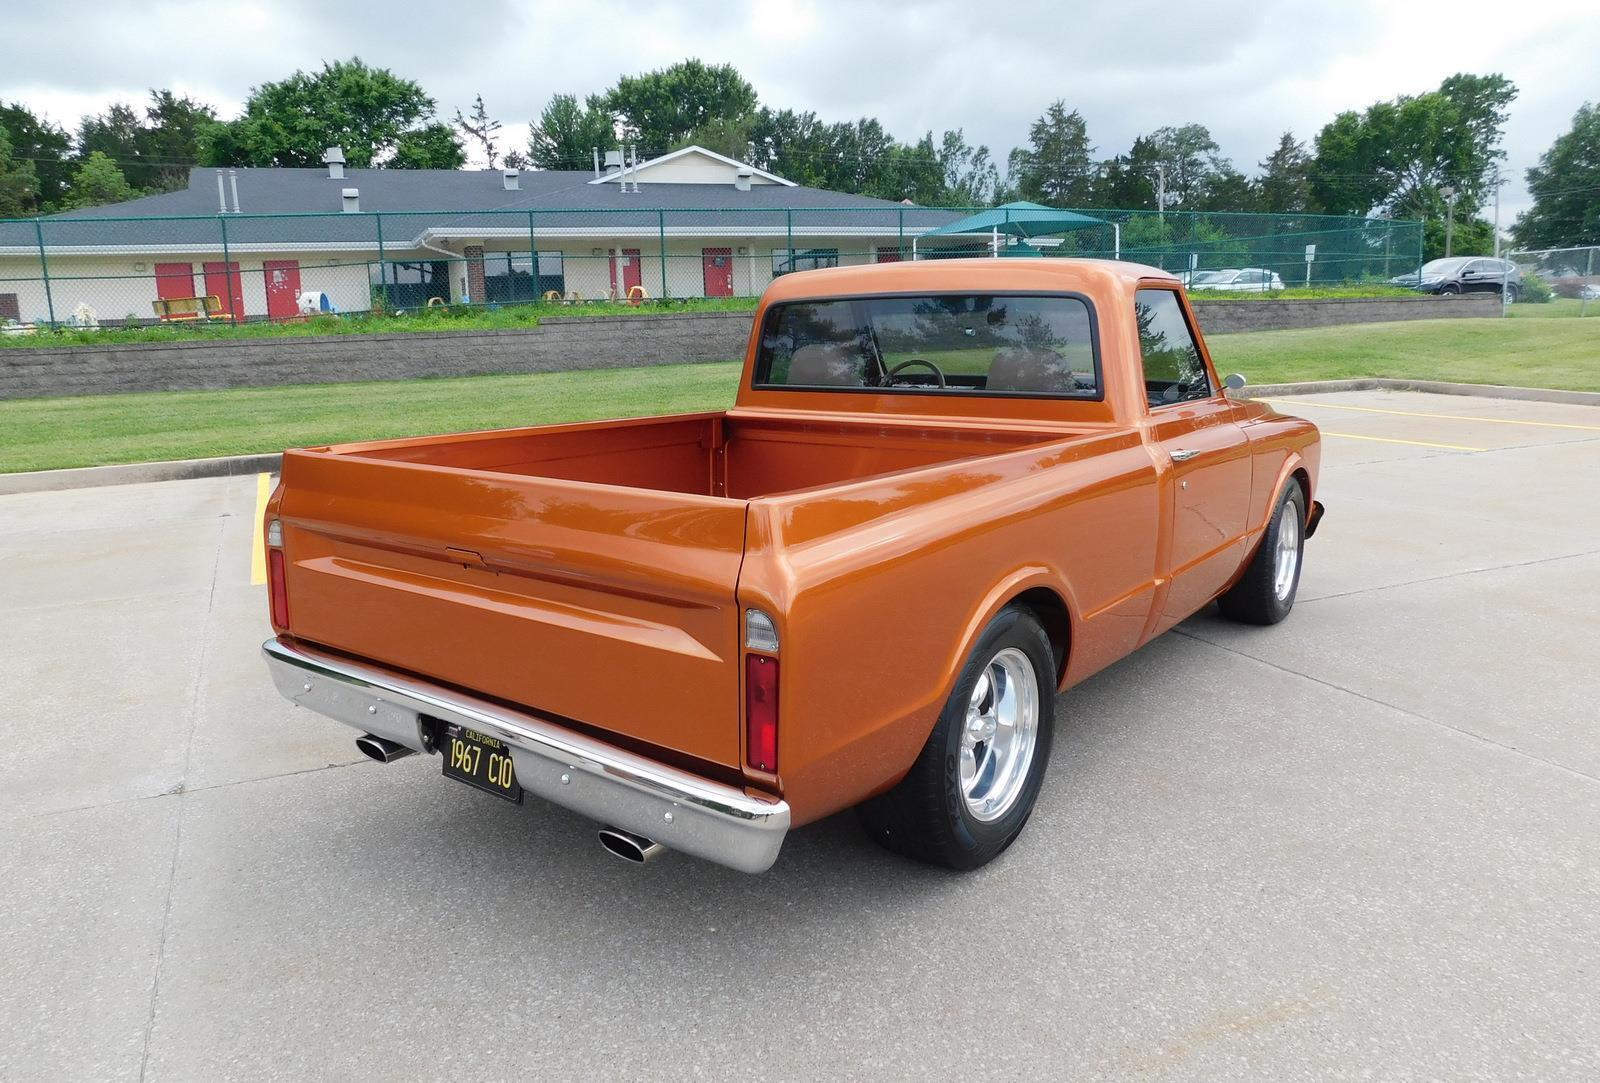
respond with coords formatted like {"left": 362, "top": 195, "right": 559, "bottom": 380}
{"left": 1187, "top": 268, "right": 1286, "bottom": 292}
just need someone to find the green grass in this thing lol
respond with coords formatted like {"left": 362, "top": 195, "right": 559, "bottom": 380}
{"left": 1188, "top": 284, "right": 1417, "bottom": 301}
{"left": 1506, "top": 297, "right": 1597, "bottom": 319}
{"left": 0, "top": 296, "right": 759, "bottom": 349}
{"left": 5, "top": 315, "right": 1597, "bottom": 474}
{"left": 1208, "top": 315, "right": 1600, "bottom": 391}
{"left": 0, "top": 362, "right": 741, "bottom": 473}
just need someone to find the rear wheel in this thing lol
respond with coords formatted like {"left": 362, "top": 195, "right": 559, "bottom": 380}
{"left": 857, "top": 606, "right": 1055, "bottom": 870}
{"left": 1217, "top": 483, "right": 1306, "bottom": 625}
{"left": 1504, "top": 283, "right": 1521, "bottom": 303}
{"left": 1439, "top": 283, "right": 1462, "bottom": 295}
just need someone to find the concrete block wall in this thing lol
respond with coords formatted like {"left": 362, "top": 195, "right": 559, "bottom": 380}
{"left": 1, "top": 294, "right": 1498, "bottom": 401}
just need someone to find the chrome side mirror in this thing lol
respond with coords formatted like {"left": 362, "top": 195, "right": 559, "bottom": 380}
{"left": 1223, "top": 373, "right": 1248, "bottom": 392}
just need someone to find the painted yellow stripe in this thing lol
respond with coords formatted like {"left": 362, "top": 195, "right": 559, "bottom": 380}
{"left": 1260, "top": 398, "right": 1600, "bottom": 432}
{"left": 1323, "top": 431, "right": 1486, "bottom": 452}
{"left": 250, "top": 472, "right": 270, "bottom": 585}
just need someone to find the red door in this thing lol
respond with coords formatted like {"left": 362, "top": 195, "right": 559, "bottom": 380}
{"left": 203, "top": 261, "right": 245, "bottom": 321}
{"left": 876, "top": 246, "right": 902, "bottom": 263}
{"left": 155, "top": 263, "right": 195, "bottom": 301}
{"left": 702, "top": 248, "right": 734, "bottom": 297}
{"left": 264, "top": 260, "right": 302, "bottom": 320}
{"left": 608, "top": 248, "right": 642, "bottom": 299}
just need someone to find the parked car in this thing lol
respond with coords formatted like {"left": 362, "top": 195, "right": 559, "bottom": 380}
{"left": 1580, "top": 283, "right": 1600, "bottom": 301}
{"left": 1390, "top": 257, "right": 1523, "bottom": 301}
{"left": 1187, "top": 267, "right": 1286, "bottom": 292}
{"left": 260, "top": 259, "right": 1325, "bottom": 873}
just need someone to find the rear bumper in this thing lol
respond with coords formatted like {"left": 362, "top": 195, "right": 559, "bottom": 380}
{"left": 261, "top": 637, "right": 789, "bottom": 873}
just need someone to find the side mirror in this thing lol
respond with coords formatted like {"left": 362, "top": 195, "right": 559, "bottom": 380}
{"left": 1223, "top": 373, "right": 1247, "bottom": 392}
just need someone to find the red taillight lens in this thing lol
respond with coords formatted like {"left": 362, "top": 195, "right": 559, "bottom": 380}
{"left": 745, "top": 654, "right": 778, "bottom": 773}
{"left": 268, "top": 548, "right": 290, "bottom": 629}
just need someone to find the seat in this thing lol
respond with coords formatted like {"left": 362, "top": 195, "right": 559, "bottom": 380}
{"left": 786, "top": 343, "right": 865, "bottom": 387}
{"left": 986, "top": 346, "right": 1081, "bottom": 393}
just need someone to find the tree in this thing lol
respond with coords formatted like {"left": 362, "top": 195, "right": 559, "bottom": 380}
{"left": 602, "top": 59, "right": 757, "bottom": 152}
{"left": 454, "top": 94, "right": 502, "bottom": 168}
{"left": 1089, "top": 136, "right": 1160, "bottom": 209}
{"left": 1006, "top": 101, "right": 1095, "bottom": 206}
{"left": 60, "top": 151, "right": 136, "bottom": 209}
{"left": 684, "top": 114, "right": 755, "bottom": 160}
{"left": 1255, "top": 132, "right": 1314, "bottom": 214}
{"left": 939, "top": 130, "right": 999, "bottom": 206}
{"left": 0, "top": 102, "right": 71, "bottom": 210}
{"left": 527, "top": 93, "right": 617, "bottom": 170}
{"left": 78, "top": 90, "right": 216, "bottom": 192}
{"left": 1196, "top": 164, "right": 1257, "bottom": 213}
{"left": 749, "top": 108, "right": 838, "bottom": 188}
{"left": 0, "top": 127, "right": 41, "bottom": 217}
{"left": 200, "top": 57, "right": 463, "bottom": 168}
{"left": 1151, "top": 123, "right": 1226, "bottom": 206}
{"left": 1512, "top": 102, "right": 1600, "bottom": 248}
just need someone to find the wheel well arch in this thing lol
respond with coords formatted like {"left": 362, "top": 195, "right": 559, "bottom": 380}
{"left": 1290, "top": 466, "right": 1311, "bottom": 508}
{"left": 1008, "top": 585, "right": 1072, "bottom": 687}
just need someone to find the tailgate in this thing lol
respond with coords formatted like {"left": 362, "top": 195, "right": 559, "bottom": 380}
{"left": 275, "top": 449, "right": 747, "bottom": 768}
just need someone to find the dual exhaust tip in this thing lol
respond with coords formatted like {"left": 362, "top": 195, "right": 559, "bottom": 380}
{"left": 354, "top": 735, "right": 664, "bottom": 865}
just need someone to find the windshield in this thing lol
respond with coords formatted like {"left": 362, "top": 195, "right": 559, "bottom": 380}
{"left": 1420, "top": 258, "right": 1470, "bottom": 275}
{"left": 1191, "top": 271, "right": 1235, "bottom": 285}
{"left": 753, "top": 293, "right": 1100, "bottom": 398}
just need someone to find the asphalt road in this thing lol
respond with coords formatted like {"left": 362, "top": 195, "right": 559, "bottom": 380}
{"left": 4, "top": 390, "right": 1599, "bottom": 1081}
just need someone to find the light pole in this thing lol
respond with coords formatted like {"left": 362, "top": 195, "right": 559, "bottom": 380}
{"left": 1440, "top": 185, "right": 1457, "bottom": 257}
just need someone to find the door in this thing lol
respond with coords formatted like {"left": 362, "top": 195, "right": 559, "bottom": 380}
{"left": 263, "top": 260, "right": 301, "bottom": 320}
{"left": 701, "top": 248, "right": 733, "bottom": 297}
{"left": 1134, "top": 287, "right": 1254, "bottom": 632}
{"left": 155, "top": 263, "right": 195, "bottom": 305}
{"left": 202, "top": 261, "right": 245, "bottom": 321}
{"left": 876, "top": 246, "right": 902, "bottom": 263}
{"left": 608, "top": 248, "right": 642, "bottom": 299}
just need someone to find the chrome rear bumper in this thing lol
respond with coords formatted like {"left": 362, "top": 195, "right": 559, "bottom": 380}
{"left": 261, "top": 637, "right": 789, "bottom": 873}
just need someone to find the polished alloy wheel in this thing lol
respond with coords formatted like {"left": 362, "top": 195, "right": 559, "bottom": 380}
{"left": 1274, "top": 504, "right": 1301, "bottom": 601}
{"left": 959, "top": 647, "right": 1040, "bottom": 822}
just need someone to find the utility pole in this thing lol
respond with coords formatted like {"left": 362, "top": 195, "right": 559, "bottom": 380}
{"left": 1491, "top": 172, "right": 1502, "bottom": 259}
{"left": 1156, "top": 163, "right": 1166, "bottom": 223}
{"left": 1440, "top": 185, "right": 1457, "bottom": 258}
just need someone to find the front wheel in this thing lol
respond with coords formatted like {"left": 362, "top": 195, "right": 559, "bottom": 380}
{"left": 1217, "top": 482, "right": 1306, "bottom": 625}
{"left": 857, "top": 606, "right": 1055, "bottom": 870}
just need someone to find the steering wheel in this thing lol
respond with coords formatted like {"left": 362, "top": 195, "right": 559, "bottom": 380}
{"left": 881, "top": 358, "right": 947, "bottom": 388}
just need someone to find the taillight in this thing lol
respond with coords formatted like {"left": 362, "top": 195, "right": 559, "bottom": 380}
{"left": 745, "top": 654, "right": 778, "bottom": 773}
{"left": 266, "top": 520, "right": 290, "bottom": 629}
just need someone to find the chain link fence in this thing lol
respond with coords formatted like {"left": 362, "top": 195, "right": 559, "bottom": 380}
{"left": 1505, "top": 246, "right": 1599, "bottom": 315}
{"left": 0, "top": 205, "right": 1424, "bottom": 332}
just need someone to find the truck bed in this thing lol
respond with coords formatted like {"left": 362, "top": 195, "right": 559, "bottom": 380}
{"left": 335, "top": 412, "right": 1062, "bottom": 499}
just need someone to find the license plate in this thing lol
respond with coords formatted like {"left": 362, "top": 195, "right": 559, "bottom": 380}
{"left": 440, "top": 723, "right": 523, "bottom": 803}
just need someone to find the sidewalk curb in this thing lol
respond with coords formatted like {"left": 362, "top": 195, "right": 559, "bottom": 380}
{"left": 0, "top": 452, "right": 282, "bottom": 496}
{"left": 4, "top": 379, "right": 1596, "bottom": 495}
{"left": 1241, "top": 378, "right": 1600, "bottom": 408}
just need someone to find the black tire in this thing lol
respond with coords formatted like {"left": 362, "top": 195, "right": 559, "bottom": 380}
{"left": 1439, "top": 283, "right": 1462, "bottom": 295}
{"left": 1217, "top": 483, "right": 1306, "bottom": 625}
{"left": 857, "top": 606, "right": 1055, "bottom": 870}
{"left": 1505, "top": 284, "right": 1521, "bottom": 303}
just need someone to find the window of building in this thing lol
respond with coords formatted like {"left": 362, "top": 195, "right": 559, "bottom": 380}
{"left": 772, "top": 248, "right": 840, "bottom": 276}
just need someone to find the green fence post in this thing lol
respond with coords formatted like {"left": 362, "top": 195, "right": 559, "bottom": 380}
{"left": 658, "top": 209, "right": 669, "bottom": 300}
{"left": 33, "top": 218, "right": 56, "bottom": 326}
{"left": 898, "top": 206, "right": 904, "bottom": 259}
{"left": 219, "top": 215, "right": 237, "bottom": 321}
{"left": 786, "top": 209, "right": 794, "bottom": 273}
{"left": 375, "top": 213, "right": 387, "bottom": 310}
{"left": 527, "top": 211, "right": 539, "bottom": 301}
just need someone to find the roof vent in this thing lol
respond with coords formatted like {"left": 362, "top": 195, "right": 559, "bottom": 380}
{"left": 323, "top": 146, "right": 346, "bottom": 180}
{"left": 735, "top": 166, "right": 753, "bottom": 193}
{"left": 341, "top": 188, "right": 360, "bottom": 213}
{"left": 502, "top": 168, "right": 520, "bottom": 191}
{"left": 603, "top": 149, "right": 624, "bottom": 175}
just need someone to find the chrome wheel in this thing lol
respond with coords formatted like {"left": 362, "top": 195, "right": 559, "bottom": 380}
{"left": 959, "top": 647, "right": 1040, "bottom": 822}
{"left": 1273, "top": 503, "right": 1301, "bottom": 601}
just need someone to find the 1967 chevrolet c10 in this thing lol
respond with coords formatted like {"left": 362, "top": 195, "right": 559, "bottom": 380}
{"left": 261, "top": 258, "right": 1323, "bottom": 873}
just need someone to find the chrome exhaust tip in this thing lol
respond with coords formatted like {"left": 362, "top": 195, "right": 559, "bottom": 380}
{"left": 598, "top": 827, "right": 664, "bottom": 864}
{"left": 355, "top": 733, "right": 416, "bottom": 764}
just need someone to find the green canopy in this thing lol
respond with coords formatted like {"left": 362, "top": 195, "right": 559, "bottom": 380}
{"left": 920, "top": 201, "right": 1105, "bottom": 240}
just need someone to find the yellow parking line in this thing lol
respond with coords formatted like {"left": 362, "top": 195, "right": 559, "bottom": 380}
{"left": 250, "top": 472, "right": 270, "bottom": 585}
{"left": 1323, "top": 431, "right": 1486, "bottom": 452}
{"left": 1260, "top": 398, "right": 1600, "bottom": 432}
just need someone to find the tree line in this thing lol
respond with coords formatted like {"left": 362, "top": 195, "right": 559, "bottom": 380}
{"left": 0, "top": 57, "right": 1593, "bottom": 254}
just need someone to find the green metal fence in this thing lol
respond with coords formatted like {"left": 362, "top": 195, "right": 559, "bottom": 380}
{"left": 0, "top": 205, "right": 1424, "bottom": 330}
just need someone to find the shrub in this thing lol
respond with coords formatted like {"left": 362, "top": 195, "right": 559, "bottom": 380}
{"left": 1519, "top": 273, "right": 1554, "bottom": 304}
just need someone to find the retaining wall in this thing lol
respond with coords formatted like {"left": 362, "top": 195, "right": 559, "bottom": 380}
{"left": 1, "top": 294, "right": 1500, "bottom": 400}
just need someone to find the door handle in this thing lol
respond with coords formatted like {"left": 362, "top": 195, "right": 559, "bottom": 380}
{"left": 1170, "top": 448, "right": 1199, "bottom": 462}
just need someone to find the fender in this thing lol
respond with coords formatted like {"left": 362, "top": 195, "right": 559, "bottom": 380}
{"left": 936, "top": 564, "right": 1081, "bottom": 717}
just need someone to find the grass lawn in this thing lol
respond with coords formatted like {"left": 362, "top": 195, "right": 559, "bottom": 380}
{"left": 4, "top": 315, "right": 1597, "bottom": 474}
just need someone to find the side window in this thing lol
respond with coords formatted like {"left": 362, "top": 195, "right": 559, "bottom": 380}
{"left": 1135, "top": 288, "right": 1212, "bottom": 407}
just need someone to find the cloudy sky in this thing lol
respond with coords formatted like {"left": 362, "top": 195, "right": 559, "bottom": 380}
{"left": 3, "top": 0, "right": 1596, "bottom": 221}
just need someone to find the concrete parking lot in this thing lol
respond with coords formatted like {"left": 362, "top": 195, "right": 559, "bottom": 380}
{"left": 4, "top": 389, "right": 1599, "bottom": 1081}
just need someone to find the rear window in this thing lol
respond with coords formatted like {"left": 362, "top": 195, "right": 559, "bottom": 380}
{"left": 753, "top": 293, "right": 1100, "bottom": 398}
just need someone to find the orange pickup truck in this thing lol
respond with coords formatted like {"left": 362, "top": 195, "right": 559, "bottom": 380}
{"left": 261, "top": 259, "right": 1323, "bottom": 873}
